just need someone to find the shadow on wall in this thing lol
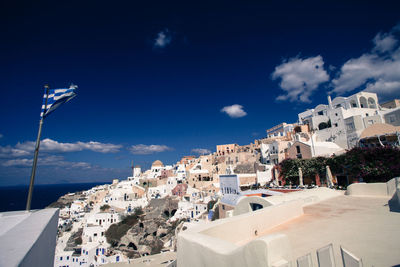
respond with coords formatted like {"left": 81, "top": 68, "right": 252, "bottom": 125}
{"left": 388, "top": 193, "right": 400, "bottom": 213}
{"left": 388, "top": 177, "right": 400, "bottom": 213}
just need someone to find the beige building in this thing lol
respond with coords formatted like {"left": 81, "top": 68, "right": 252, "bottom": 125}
{"left": 216, "top": 144, "right": 238, "bottom": 156}
{"left": 131, "top": 185, "right": 145, "bottom": 199}
{"left": 381, "top": 99, "right": 400, "bottom": 109}
{"left": 87, "top": 189, "right": 109, "bottom": 205}
{"left": 358, "top": 123, "right": 400, "bottom": 147}
{"left": 187, "top": 154, "right": 217, "bottom": 190}
{"left": 286, "top": 141, "right": 312, "bottom": 159}
{"left": 384, "top": 108, "right": 400, "bottom": 126}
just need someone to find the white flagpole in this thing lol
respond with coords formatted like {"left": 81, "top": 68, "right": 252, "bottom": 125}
{"left": 26, "top": 84, "right": 50, "bottom": 211}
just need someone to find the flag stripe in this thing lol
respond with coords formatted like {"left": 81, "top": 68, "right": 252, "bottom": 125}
{"left": 40, "top": 86, "right": 77, "bottom": 118}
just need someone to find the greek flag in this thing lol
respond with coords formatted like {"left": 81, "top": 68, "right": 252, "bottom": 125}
{"left": 40, "top": 85, "right": 77, "bottom": 118}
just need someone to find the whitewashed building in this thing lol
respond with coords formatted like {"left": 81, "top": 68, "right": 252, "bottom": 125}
{"left": 298, "top": 91, "right": 383, "bottom": 148}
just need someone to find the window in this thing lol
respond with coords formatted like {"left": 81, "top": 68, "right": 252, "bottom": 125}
{"left": 368, "top": 120, "right": 374, "bottom": 125}
{"left": 334, "top": 123, "right": 338, "bottom": 127}
{"left": 335, "top": 113, "right": 338, "bottom": 116}
{"left": 368, "top": 97, "right": 376, "bottom": 109}
{"left": 360, "top": 97, "right": 367, "bottom": 108}
{"left": 250, "top": 203, "right": 263, "bottom": 211}
{"left": 296, "top": 146, "right": 301, "bottom": 154}
{"left": 222, "top": 205, "right": 225, "bottom": 210}
{"left": 346, "top": 123, "right": 355, "bottom": 131}
{"left": 60, "top": 257, "right": 63, "bottom": 261}
{"left": 317, "top": 111, "right": 323, "bottom": 115}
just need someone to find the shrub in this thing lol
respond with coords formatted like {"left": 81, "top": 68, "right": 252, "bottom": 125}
{"left": 100, "top": 204, "right": 110, "bottom": 211}
{"left": 278, "top": 146, "right": 400, "bottom": 184}
{"left": 74, "top": 236, "right": 82, "bottom": 245}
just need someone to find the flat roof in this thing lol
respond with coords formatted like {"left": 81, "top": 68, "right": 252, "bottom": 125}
{"left": 241, "top": 195, "right": 400, "bottom": 266}
{"left": 102, "top": 251, "right": 176, "bottom": 267}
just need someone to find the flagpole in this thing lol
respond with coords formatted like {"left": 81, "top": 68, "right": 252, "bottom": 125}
{"left": 26, "top": 84, "right": 50, "bottom": 211}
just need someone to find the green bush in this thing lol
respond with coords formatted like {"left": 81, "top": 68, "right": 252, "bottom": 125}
{"left": 100, "top": 204, "right": 110, "bottom": 211}
{"left": 278, "top": 146, "right": 400, "bottom": 183}
{"left": 74, "top": 236, "right": 82, "bottom": 245}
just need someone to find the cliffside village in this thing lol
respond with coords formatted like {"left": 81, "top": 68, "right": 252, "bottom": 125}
{"left": 54, "top": 90, "right": 400, "bottom": 267}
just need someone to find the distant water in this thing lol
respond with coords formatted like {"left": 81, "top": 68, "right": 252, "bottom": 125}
{"left": 0, "top": 182, "right": 109, "bottom": 212}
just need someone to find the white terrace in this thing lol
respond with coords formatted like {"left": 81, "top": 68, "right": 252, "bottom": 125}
{"left": 177, "top": 178, "right": 400, "bottom": 267}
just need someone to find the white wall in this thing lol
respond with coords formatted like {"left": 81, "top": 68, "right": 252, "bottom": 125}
{"left": 0, "top": 208, "right": 59, "bottom": 267}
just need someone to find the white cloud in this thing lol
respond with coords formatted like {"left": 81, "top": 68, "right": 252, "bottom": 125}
{"left": 221, "top": 104, "right": 247, "bottom": 118}
{"left": 1, "top": 155, "right": 91, "bottom": 169}
{"left": 191, "top": 148, "right": 211, "bottom": 155}
{"left": 373, "top": 32, "right": 398, "bottom": 53}
{"left": 15, "top": 138, "right": 122, "bottom": 154}
{"left": 0, "top": 133, "right": 3, "bottom": 138}
{"left": 154, "top": 29, "right": 172, "bottom": 48}
{"left": 2, "top": 158, "right": 31, "bottom": 167}
{"left": 332, "top": 24, "right": 400, "bottom": 97}
{"left": 272, "top": 55, "right": 330, "bottom": 103}
{"left": 129, "top": 144, "right": 172, "bottom": 155}
{"left": 0, "top": 146, "right": 30, "bottom": 158}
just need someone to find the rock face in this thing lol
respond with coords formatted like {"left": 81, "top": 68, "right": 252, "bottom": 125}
{"left": 47, "top": 192, "right": 85, "bottom": 209}
{"left": 112, "top": 196, "right": 183, "bottom": 258}
{"left": 65, "top": 228, "right": 83, "bottom": 251}
{"left": 234, "top": 163, "right": 256, "bottom": 174}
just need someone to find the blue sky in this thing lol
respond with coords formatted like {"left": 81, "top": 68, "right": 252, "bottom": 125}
{"left": 1, "top": 1, "right": 400, "bottom": 185}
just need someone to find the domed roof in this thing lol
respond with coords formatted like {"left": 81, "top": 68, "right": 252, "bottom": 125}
{"left": 152, "top": 160, "right": 164, "bottom": 167}
{"left": 360, "top": 123, "right": 400, "bottom": 139}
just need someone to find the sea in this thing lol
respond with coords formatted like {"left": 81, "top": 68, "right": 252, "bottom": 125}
{"left": 0, "top": 182, "right": 109, "bottom": 212}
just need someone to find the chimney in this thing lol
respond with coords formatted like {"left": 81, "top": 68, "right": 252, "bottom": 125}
{"left": 328, "top": 95, "right": 333, "bottom": 109}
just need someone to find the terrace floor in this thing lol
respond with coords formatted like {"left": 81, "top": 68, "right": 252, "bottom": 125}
{"left": 241, "top": 195, "right": 400, "bottom": 267}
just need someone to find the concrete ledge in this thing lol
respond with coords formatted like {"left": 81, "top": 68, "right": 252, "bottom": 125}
{"left": 0, "top": 208, "right": 59, "bottom": 267}
{"left": 177, "top": 231, "right": 292, "bottom": 267}
{"left": 177, "top": 200, "right": 302, "bottom": 267}
{"left": 265, "top": 187, "right": 343, "bottom": 207}
{"left": 345, "top": 183, "right": 388, "bottom": 196}
{"left": 346, "top": 177, "right": 400, "bottom": 197}
{"left": 201, "top": 199, "right": 303, "bottom": 244}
